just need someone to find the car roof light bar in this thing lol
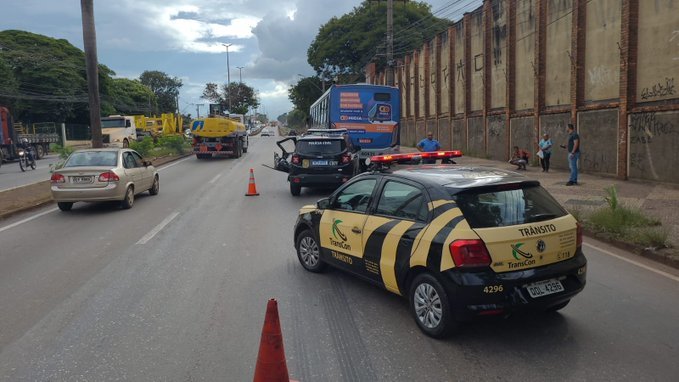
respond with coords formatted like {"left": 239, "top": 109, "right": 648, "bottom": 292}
{"left": 368, "top": 150, "right": 463, "bottom": 164}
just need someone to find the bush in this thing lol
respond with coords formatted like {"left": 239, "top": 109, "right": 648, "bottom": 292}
{"left": 129, "top": 136, "right": 154, "bottom": 157}
{"left": 629, "top": 227, "right": 670, "bottom": 249}
{"left": 49, "top": 143, "right": 75, "bottom": 160}
{"left": 158, "top": 135, "right": 187, "bottom": 155}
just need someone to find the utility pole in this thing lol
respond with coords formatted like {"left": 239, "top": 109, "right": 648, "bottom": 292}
{"left": 386, "top": 0, "right": 394, "bottom": 86}
{"left": 222, "top": 43, "right": 232, "bottom": 112}
{"left": 196, "top": 103, "right": 204, "bottom": 118}
{"left": 80, "top": 0, "right": 103, "bottom": 148}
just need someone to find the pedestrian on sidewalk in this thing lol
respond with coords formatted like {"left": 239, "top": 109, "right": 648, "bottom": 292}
{"left": 509, "top": 146, "right": 530, "bottom": 170}
{"left": 538, "top": 133, "right": 553, "bottom": 172}
{"left": 417, "top": 131, "right": 441, "bottom": 164}
{"left": 562, "top": 123, "right": 580, "bottom": 185}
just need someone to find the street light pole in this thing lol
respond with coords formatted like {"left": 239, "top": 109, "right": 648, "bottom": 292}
{"left": 80, "top": 0, "right": 103, "bottom": 148}
{"left": 221, "top": 43, "right": 232, "bottom": 112}
{"left": 236, "top": 66, "right": 244, "bottom": 83}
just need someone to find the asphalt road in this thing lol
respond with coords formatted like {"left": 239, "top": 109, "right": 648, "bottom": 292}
{"left": 1, "top": 132, "right": 678, "bottom": 381}
{"left": 0, "top": 154, "right": 61, "bottom": 191}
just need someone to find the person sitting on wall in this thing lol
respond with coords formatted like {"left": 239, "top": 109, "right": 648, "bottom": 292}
{"left": 509, "top": 146, "right": 530, "bottom": 170}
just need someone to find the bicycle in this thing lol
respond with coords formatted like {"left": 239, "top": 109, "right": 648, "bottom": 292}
{"left": 18, "top": 147, "right": 36, "bottom": 172}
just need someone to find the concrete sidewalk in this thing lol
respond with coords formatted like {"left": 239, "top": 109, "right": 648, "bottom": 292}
{"left": 451, "top": 154, "right": 679, "bottom": 250}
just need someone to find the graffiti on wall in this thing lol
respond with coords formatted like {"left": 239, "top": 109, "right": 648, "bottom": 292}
{"left": 671, "top": 30, "right": 679, "bottom": 61}
{"left": 630, "top": 112, "right": 675, "bottom": 145}
{"left": 588, "top": 65, "right": 616, "bottom": 88}
{"left": 629, "top": 112, "right": 677, "bottom": 179}
{"left": 640, "top": 77, "right": 675, "bottom": 100}
{"left": 456, "top": 59, "right": 465, "bottom": 82}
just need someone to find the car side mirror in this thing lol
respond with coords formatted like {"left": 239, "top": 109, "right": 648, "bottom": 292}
{"left": 143, "top": 160, "right": 151, "bottom": 167}
{"left": 317, "top": 197, "right": 331, "bottom": 210}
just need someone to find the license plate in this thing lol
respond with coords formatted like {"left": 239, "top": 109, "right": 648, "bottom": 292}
{"left": 526, "top": 279, "right": 564, "bottom": 298}
{"left": 311, "top": 160, "right": 329, "bottom": 166}
{"left": 72, "top": 176, "right": 93, "bottom": 184}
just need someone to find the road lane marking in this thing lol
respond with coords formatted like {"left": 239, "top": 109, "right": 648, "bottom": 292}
{"left": 208, "top": 173, "right": 222, "bottom": 184}
{"left": 585, "top": 242, "right": 679, "bottom": 283}
{"left": 136, "top": 211, "right": 180, "bottom": 245}
{"left": 0, "top": 208, "right": 58, "bottom": 234}
{"left": 158, "top": 156, "right": 193, "bottom": 172}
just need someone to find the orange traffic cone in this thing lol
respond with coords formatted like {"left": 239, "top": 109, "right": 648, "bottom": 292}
{"left": 253, "top": 299, "right": 290, "bottom": 382}
{"left": 245, "top": 168, "right": 260, "bottom": 196}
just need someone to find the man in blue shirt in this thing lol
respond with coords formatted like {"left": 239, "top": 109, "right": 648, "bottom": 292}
{"left": 417, "top": 132, "right": 441, "bottom": 164}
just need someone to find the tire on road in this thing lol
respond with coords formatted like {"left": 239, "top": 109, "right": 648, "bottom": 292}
{"left": 121, "top": 186, "right": 134, "bottom": 209}
{"left": 57, "top": 202, "right": 73, "bottom": 211}
{"left": 34, "top": 144, "right": 44, "bottom": 159}
{"left": 290, "top": 182, "right": 301, "bottom": 196}
{"left": 295, "top": 230, "right": 326, "bottom": 273}
{"left": 408, "top": 272, "right": 457, "bottom": 339}
{"left": 149, "top": 175, "right": 159, "bottom": 195}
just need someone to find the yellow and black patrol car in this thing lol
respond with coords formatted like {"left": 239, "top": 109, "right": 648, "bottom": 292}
{"left": 293, "top": 152, "right": 587, "bottom": 338}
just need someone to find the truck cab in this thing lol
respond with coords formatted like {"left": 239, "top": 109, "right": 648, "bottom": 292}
{"left": 101, "top": 115, "right": 138, "bottom": 148}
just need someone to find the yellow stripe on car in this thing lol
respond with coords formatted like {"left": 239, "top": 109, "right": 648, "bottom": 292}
{"left": 410, "top": 208, "right": 463, "bottom": 268}
{"left": 380, "top": 220, "right": 415, "bottom": 295}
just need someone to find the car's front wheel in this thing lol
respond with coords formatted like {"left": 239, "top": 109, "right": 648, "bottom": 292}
{"left": 409, "top": 273, "right": 457, "bottom": 338}
{"left": 295, "top": 230, "right": 326, "bottom": 273}
{"left": 121, "top": 186, "right": 134, "bottom": 209}
{"left": 57, "top": 202, "right": 73, "bottom": 211}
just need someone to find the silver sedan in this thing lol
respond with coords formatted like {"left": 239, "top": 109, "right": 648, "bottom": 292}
{"left": 50, "top": 148, "right": 159, "bottom": 211}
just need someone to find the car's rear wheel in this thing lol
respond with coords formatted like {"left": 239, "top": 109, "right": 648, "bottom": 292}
{"left": 57, "top": 202, "right": 73, "bottom": 211}
{"left": 121, "top": 186, "right": 134, "bottom": 209}
{"left": 290, "top": 183, "right": 301, "bottom": 196}
{"left": 296, "top": 230, "right": 326, "bottom": 273}
{"left": 409, "top": 273, "right": 457, "bottom": 338}
{"left": 545, "top": 299, "right": 570, "bottom": 313}
{"left": 149, "top": 175, "right": 159, "bottom": 195}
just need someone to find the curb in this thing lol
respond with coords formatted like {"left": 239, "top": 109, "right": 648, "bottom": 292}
{"left": 0, "top": 153, "right": 192, "bottom": 221}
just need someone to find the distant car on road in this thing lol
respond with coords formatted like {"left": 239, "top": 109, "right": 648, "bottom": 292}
{"left": 260, "top": 129, "right": 273, "bottom": 136}
{"left": 50, "top": 148, "right": 159, "bottom": 211}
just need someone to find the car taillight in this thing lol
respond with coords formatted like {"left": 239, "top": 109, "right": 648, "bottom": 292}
{"left": 98, "top": 171, "right": 120, "bottom": 182}
{"left": 450, "top": 239, "right": 491, "bottom": 268}
{"left": 341, "top": 153, "right": 351, "bottom": 164}
{"left": 50, "top": 173, "right": 65, "bottom": 183}
{"left": 291, "top": 154, "right": 301, "bottom": 165}
{"left": 576, "top": 221, "right": 583, "bottom": 247}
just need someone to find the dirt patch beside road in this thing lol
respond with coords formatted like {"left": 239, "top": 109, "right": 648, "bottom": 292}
{"left": 0, "top": 153, "right": 191, "bottom": 220}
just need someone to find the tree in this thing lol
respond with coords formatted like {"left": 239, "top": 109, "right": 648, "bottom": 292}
{"left": 103, "top": 78, "right": 157, "bottom": 116}
{"left": 288, "top": 77, "right": 323, "bottom": 116}
{"left": 201, "top": 82, "right": 259, "bottom": 115}
{"left": 139, "top": 70, "right": 182, "bottom": 114}
{"left": 286, "top": 109, "right": 307, "bottom": 129}
{"left": 307, "top": 1, "right": 450, "bottom": 82}
{"left": 277, "top": 112, "right": 287, "bottom": 124}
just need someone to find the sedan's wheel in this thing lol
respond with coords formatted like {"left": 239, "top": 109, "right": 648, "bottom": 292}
{"left": 290, "top": 183, "right": 301, "bottom": 196}
{"left": 57, "top": 202, "right": 73, "bottom": 211}
{"left": 409, "top": 273, "right": 456, "bottom": 338}
{"left": 121, "top": 186, "right": 134, "bottom": 209}
{"left": 149, "top": 175, "right": 159, "bottom": 195}
{"left": 295, "top": 230, "right": 326, "bottom": 273}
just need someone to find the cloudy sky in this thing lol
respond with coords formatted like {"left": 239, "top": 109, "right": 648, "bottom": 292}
{"left": 2, "top": 0, "right": 480, "bottom": 119}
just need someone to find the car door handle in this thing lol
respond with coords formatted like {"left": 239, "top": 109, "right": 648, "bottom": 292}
{"left": 352, "top": 227, "right": 362, "bottom": 234}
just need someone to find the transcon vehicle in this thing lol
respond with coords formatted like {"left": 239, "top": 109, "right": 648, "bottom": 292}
{"left": 292, "top": 151, "right": 587, "bottom": 338}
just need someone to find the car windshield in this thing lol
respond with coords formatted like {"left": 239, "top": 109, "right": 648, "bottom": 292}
{"left": 64, "top": 151, "right": 118, "bottom": 167}
{"left": 451, "top": 184, "right": 567, "bottom": 228}
{"left": 296, "top": 140, "right": 344, "bottom": 155}
{"left": 101, "top": 118, "right": 127, "bottom": 128}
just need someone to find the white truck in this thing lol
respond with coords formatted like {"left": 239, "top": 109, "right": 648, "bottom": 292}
{"left": 100, "top": 115, "right": 138, "bottom": 148}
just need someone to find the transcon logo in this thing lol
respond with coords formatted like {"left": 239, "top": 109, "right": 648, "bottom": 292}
{"left": 332, "top": 219, "right": 348, "bottom": 241}
{"left": 511, "top": 242, "right": 534, "bottom": 260}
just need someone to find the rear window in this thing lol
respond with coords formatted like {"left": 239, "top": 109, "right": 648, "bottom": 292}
{"left": 452, "top": 185, "right": 568, "bottom": 228}
{"left": 65, "top": 151, "right": 118, "bottom": 167}
{"left": 296, "top": 140, "right": 344, "bottom": 155}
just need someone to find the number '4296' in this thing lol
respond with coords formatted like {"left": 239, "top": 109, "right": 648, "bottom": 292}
{"left": 483, "top": 285, "right": 504, "bottom": 293}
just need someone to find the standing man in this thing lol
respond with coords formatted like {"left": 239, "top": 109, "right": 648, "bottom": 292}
{"left": 417, "top": 131, "right": 441, "bottom": 163}
{"left": 565, "top": 123, "right": 580, "bottom": 185}
{"left": 538, "top": 133, "right": 553, "bottom": 172}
